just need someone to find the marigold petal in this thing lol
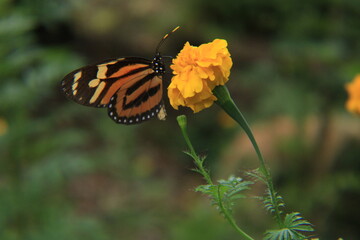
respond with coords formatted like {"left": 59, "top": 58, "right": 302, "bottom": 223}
{"left": 183, "top": 71, "right": 202, "bottom": 97}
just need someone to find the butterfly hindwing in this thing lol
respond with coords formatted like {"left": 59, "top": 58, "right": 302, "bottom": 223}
{"left": 108, "top": 74, "right": 163, "bottom": 124}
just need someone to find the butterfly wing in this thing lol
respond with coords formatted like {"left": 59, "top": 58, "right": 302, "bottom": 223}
{"left": 108, "top": 74, "right": 164, "bottom": 124}
{"left": 61, "top": 57, "right": 164, "bottom": 124}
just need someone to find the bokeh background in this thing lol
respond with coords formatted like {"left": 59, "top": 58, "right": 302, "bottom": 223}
{"left": 1, "top": 0, "right": 360, "bottom": 239}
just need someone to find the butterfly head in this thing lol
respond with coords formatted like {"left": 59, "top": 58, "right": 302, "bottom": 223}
{"left": 152, "top": 26, "right": 179, "bottom": 75}
{"left": 152, "top": 53, "right": 165, "bottom": 75}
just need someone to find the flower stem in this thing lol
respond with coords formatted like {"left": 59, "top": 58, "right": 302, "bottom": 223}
{"left": 217, "top": 186, "right": 255, "bottom": 240}
{"left": 177, "top": 115, "right": 213, "bottom": 185}
{"left": 177, "top": 115, "right": 254, "bottom": 240}
{"left": 213, "top": 85, "right": 283, "bottom": 227}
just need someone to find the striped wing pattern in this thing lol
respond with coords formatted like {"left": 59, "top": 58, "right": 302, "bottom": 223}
{"left": 61, "top": 57, "right": 165, "bottom": 124}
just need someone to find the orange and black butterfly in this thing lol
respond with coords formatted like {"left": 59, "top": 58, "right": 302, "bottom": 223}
{"left": 61, "top": 26, "right": 179, "bottom": 125}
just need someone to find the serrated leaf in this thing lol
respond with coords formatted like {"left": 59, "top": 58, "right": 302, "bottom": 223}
{"left": 195, "top": 184, "right": 214, "bottom": 194}
{"left": 195, "top": 175, "right": 253, "bottom": 215}
{"left": 265, "top": 228, "right": 306, "bottom": 240}
{"left": 246, "top": 168, "right": 267, "bottom": 183}
{"left": 283, "top": 212, "right": 314, "bottom": 232}
{"left": 263, "top": 189, "right": 285, "bottom": 215}
{"left": 264, "top": 212, "right": 314, "bottom": 240}
{"left": 199, "top": 155, "right": 207, "bottom": 164}
{"left": 182, "top": 150, "right": 194, "bottom": 158}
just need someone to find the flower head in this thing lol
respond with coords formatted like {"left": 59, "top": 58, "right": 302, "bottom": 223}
{"left": 345, "top": 74, "right": 360, "bottom": 115}
{"left": 168, "top": 39, "right": 233, "bottom": 113}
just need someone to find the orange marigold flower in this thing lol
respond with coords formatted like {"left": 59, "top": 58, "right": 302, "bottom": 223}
{"left": 168, "top": 39, "right": 233, "bottom": 113}
{"left": 345, "top": 74, "right": 360, "bottom": 115}
{"left": 0, "top": 118, "right": 8, "bottom": 136}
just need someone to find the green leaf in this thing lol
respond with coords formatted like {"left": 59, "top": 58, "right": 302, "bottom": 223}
{"left": 283, "top": 212, "right": 314, "bottom": 232}
{"left": 246, "top": 169, "right": 267, "bottom": 183}
{"left": 195, "top": 184, "right": 217, "bottom": 196}
{"left": 264, "top": 212, "right": 314, "bottom": 240}
{"left": 195, "top": 176, "right": 253, "bottom": 214}
{"left": 263, "top": 189, "right": 285, "bottom": 215}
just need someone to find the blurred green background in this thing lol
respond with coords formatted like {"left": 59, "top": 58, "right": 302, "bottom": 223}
{"left": 1, "top": 0, "right": 360, "bottom": 239}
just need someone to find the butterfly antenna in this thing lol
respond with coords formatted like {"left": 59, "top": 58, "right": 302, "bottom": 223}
{"left": 155, "top": 26, "right": 180, "bottom": 54}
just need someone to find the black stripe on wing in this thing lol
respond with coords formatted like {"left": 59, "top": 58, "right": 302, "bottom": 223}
{"left": 107, "top": 74, "right": 163, "bottom": 125}
{"left": 107, "top": 94, "right": 163, "bottom": 125}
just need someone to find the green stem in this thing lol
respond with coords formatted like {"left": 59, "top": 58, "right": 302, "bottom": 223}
{"left": 213, "top": 85, "right": 283, "bottom": 227}
{"left": 217, "top": 186, "right": 255, "bottom": 240}
{"left": 177, "top": 115, "right": 254, "bottom": 240}
{"left": 177, "top": 115, "right": 213, "bottom": 185}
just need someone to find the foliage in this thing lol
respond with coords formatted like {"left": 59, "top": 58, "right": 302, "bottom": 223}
{"left": 263, "top": 189, "right": 285, "bottom": 216}
{"left": 265, "top": 212, "right": 314, "bottom": 240}
{"left": 195, "top": 176, "right": 253, "bottom": 214}
{"left": 178, "top": 114, "right": 315, "bottom": 240}
{"left": 0, "top": 1, "right": 111, "bottom": 239}
{"left": 247, "top": 170, "right": 285, "bottom": 215}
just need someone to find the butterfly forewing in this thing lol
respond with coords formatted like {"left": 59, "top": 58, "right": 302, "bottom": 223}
{"left": 61, "top": 58, "right": 152, "bottom": 107}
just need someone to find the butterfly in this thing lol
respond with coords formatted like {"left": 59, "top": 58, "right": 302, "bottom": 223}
{"left": 61, "top": 26, "right": 179, "bottom": 125}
